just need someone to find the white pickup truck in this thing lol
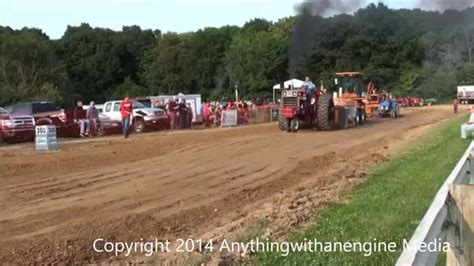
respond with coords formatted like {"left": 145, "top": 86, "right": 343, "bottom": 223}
{"left": 101, "top": 100, "right": 170, "bottom": 133}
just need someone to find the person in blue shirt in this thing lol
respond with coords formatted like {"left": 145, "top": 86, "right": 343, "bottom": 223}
{"left": 303, "top": 76, "right": 316, "bottom": 97}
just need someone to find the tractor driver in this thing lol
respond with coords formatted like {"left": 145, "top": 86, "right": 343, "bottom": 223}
{"left": 303, "top": 76, "right": 316, "bottom": 98}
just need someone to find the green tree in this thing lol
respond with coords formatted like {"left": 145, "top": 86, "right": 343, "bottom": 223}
{"left": 225, "top": 30, "right": 287, "bottom": 98}
{"left": 177, "top": 26, "right": 238, "bottom": 97}
{"left": 457, "top": 62, "right": 474, "bottom": 85}
{"left": 110, "top": 76, "right": 148, "bottom": 99}
{"left": 0, "top": 27, "right": 64, "bottom": 106}
{"left": 152, "top": 33, "right": 186, "bottom": 94}
{"left": 59, "top": 24, "right": 156, "bottom": 103}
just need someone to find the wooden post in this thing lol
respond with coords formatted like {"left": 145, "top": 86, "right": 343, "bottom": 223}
{"left": 448, "top": 184, "right": 474, "bottom": 266}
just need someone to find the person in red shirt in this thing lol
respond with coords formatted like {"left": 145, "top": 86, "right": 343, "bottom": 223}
{"left": 203, "top": 102, "right": 213, "bottom": 127}
{"left": 453, "top": 98, "right": 459, "bottom": 114}
{"left": 120, "top": 96, "right": 133, "bottom": 138}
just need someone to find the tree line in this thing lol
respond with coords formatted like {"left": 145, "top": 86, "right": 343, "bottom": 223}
{"left": 0, "top": 3, "right": 473, "bottom": 107}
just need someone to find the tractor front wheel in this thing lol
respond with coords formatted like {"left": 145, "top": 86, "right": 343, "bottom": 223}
{"left": 290, "top": 119, "right": 299, "bottom": 132}
{"left": 336, "top": 107, "right": 348, "bottom": 129}
{"left": 278, "top": 113, "right": 290, "bottom": 132}
{"left": 358, "top": 109, "right": 366, "bottom": 125}
{"left": 360, "top": 109, "right": 367, "bottom": 125}
{"left": 278, "top": 115, "right": 286, "bottom": 131}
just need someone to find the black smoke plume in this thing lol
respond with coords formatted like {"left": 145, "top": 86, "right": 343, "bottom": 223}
{"left": 289, "top": 0, "right": 363, "bottom": 77}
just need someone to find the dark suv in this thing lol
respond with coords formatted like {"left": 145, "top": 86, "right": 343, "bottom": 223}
{"left": 5, "top": 101, "right": 66, "bottom": 135}
{"left": 5, "top": 101, "right": 62, "bottom": 124}
{"left": 0, "top": 107, "right": 35, "bottom": 144}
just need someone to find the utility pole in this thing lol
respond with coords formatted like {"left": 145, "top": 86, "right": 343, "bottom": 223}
{"left": 234, "top": 84, "right": 239, "bottom": 102}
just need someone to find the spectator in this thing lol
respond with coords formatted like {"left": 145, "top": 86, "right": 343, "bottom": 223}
{"left": 237, "top": 104, "right": 245, "bottom": 125}
{"left": 167, "top": 97, "right": 178, "bottom": 130}
{"left": 243, "top": 103, "right": 250, "bottom": 124}
{"left": 120, "top": 96, "right": 133, "bottom": 138}
{"left": 86, "top": 101, "right": 100, "bottom": 136}
{"left": 453, "top": 98, "right": 459, "bottom": 114}
{"left": 153, "top": 99, "right": 164, "bottom": 109}
{"left": 177, "top": 99, "right": 188, "bottom": 129}
{"left": 74, "top": 100, "right": 89, "bottom": 137}
{"left": 215, "top": 105, "right": 222, "bottom": 127}
{"left": 200, "top": 103, "right": 205, "bottom": 120}
{"left": 203, "top": 102, "right": 213, "bottom": 128}
{"left": 159, "top": 100, "right": 167, "bottom": 110}
{"left": 187, "top": 103, "right": 193, "bottom": 129}
{"left": 460, "top": 106, "right": 474, "bottom": 138}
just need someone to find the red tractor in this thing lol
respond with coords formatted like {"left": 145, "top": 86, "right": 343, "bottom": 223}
{"left": 278, "top": 88, "right": 334, "bottom": 132}
{"left": 278, "top": 72, "right": 380, "bottom": 132}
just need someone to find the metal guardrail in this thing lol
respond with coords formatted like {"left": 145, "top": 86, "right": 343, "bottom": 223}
{"left": 396, "top": 141, "right": 474, "bottom": 266}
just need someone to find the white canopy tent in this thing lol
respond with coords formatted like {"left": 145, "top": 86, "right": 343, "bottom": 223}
{"left": 272, "top": 78, "right": 305, "bottom": 103}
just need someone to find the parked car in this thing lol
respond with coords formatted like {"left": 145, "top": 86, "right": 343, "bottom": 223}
{"left": 133, "top": 97, "right": 152, "bottom": 108}
{"left": 397, "top": 96, "right": 409, "bottom": 107}
{"left": 408, "top": 96, "right": 424, "bottom": 107}
{"left": 3, "top": 101, "right": 120, "bottom": 138}
{"left": 424, "top": 98, "right": 437, "bottom": 106}
{"left": 102, "top": 100, "right": 170, "bottom": 133}
{"left": 0, "top": 107, "right": 35, "bottom": 144}
{"left": 4, "top": 101, "right": 62, "bottom": 125}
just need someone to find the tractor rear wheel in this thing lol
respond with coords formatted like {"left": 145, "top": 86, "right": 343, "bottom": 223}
{"left": 290, "top": 119, "right": 299, "bottom": 132}
{"left": 317, "top": 94, "right": 334, "bottom": 130}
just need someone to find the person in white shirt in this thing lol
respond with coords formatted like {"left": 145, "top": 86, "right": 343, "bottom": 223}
{"left": 460, "top": 105, "right": 474, "bottom": 138}
{"left": 303, "top": 76, "right": 316, "bottom": 98}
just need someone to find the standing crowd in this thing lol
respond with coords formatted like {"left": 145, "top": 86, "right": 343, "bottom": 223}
{"left": 72, "top": 95, "right": 266, "bottom": 140}
{"left": 157, "top": 97, "right": 255, "bottom": 129}
{"left": 201, "top": 100, "right": 253, "bottom": 127}
{"left": 158, "top": 96, "right": 194, "bottom": 130}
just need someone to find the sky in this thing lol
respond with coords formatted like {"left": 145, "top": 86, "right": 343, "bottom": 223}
{"left": 1, "top": 0, "right": 422, "bottom": 39}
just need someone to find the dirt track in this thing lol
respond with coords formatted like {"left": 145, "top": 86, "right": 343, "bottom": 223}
{"left": 0, "top": 105, "right": 460, "bottom": 264}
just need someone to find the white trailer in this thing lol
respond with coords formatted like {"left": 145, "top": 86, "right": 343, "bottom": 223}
{"left": 457, "top": 85, "right": 474, "bottom": 104}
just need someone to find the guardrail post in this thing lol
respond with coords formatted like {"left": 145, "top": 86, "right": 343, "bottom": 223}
{"left": 470, "top": 151, "right": 474, "bottom": 185}
{"left": 447, "top": 184, "right": 474, "bottom": 266}
{"left": 446, "top": 193, "right": 462, "bottom": 266}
